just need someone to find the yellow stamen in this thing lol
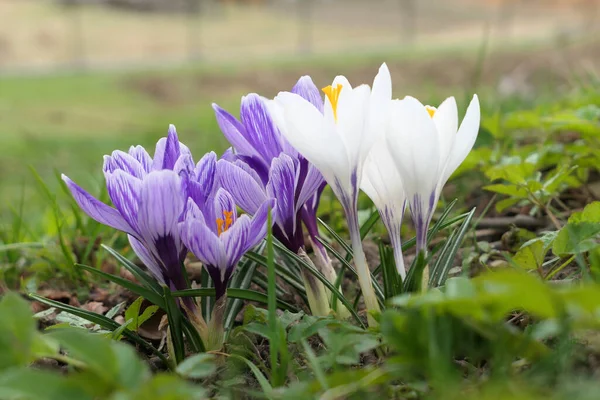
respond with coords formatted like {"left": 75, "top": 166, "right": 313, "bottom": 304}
{"left": 322, "top": 83, "right": 343, "bottom": 121}
{"left": 425, "top": 105, "right": 436, "bottom": 118}
{"left": 216, "top": 210, "right": 234, "bottom": 236}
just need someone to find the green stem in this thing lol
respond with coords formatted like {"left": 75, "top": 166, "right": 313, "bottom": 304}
{"left": 298, "top": 249, "right": 331, "bottom": 316}
{"left": 348, "top": 216, "right": 380, "bottom": 327}
{"left": 309, "top": 238, "right": 351, "bottom": 319}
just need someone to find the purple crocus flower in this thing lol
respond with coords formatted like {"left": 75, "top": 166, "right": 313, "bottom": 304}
{"left": 62, "top": 125, "right": 196, "bottom": 294}
{"left": 179, "top": 189, "right": 275, "bottom": 300}
{"left": 212, "top": 79, "right": 348, "bottom": 316}
{"left": 212, "top": 78, "right": 327, "bottom": 250}
{"left": 216, "top": 154, "right": 321, "bottom": 254}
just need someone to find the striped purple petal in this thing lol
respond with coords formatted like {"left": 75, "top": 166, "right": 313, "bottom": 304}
{"left": 61, "top": 174, "right": 134, "bottom": 235}
{"left": 217, "top": 159, "right": 268, "bottom": 215}
{"left": 296, "top": 163, "right": 324, "bottom": 214}
{"left": 153, "top": 125, "right": 191, "bottom": 171}
{"left": 128, "top": 235, "right": 165, "bottom": 285}
{"left": 240, "top": 94, "right": 284, "bottom": 162}
{"left": 266, "top": 154, "right": 297, "bottom": 239}
{"left": 128, "top": 145, "right": 153, "bottom": 173}
{"left": 103, "top": 151, "right": 146, "bottom": 179}
{"left": 212, "top": 103, "right": 262, "bottom": 161}
{"left": 136, "top": 170, "right": 185, "bottom": 245}
{"left": 105, "top": 170, "right": 143, "bottom": 234}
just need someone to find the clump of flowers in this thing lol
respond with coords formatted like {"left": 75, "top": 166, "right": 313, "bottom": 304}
{"left": 62, "top": 61, "right": 480, "bottom": 354}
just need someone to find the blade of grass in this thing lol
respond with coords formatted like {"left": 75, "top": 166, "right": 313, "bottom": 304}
{"left": 379, "top": 241, "right": 402, "bottom": 298}
{"left": 266, "top": 209, "right": 282, "bottom": 387}
{"left": 75, "top": 263, "right": 165, "bottom": 308}
{"left": 230, "top": 354, "right": 273, "bottom": 398}
{"left": 359, "top": 210, "right": 381, "bottom": 239}
{"left": 163, "top": 287, "right": 185, "bottom": 364}
{"left": 172, "top": 288, "right": 297, "bottom": 312}
{"left": 429, "top": 207, "right": 476, "bottom": 288}
{"left": 244, "top": 252, "right": 306, "bottom": 294}
{"left": 101, "top": 244, "right": 163, "bottom": 295}
{"left": 312, "top": 237, "right": 385, "bottom": 307}
{"left": 271, "top": 242, "right": 365, "bottom": 328}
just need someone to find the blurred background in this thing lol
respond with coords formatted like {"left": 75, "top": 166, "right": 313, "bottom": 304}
{"left": 0, "top": 0, "right": 598, "bottom": 217}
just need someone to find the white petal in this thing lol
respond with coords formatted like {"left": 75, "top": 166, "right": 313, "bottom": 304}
{"left": 337, "top": 84, "right": 371, "bottom": 168}
{"left": 386, "top": 97, "right": 441, "bottom": 200}
{"left": 332, "top": 75, "right": 352, "bottom": 91}
{"left": 369, "top": 63, "right": 393, "bottom": 140}
{"left": 441, "top": 94, "right": 480, "bottom": 185}
{"left": 275, "top": 91, "right": 351, "bottom": 194}
{"left": 360, "top": 137, "right": 405, "bottom": 212}
{"left": 432, "top": 96, "right": 458, "bottom": 165}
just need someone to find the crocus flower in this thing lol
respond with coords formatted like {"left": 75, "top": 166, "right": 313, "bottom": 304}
{"left": 217, "top": 154, "right": 331, "bottom": 316}
{"left": 62, "top": 125, "right": 195, "bottom": 295}
{"left": 212, "top": 79, "right": 346, "bottom": 316}
{"left": 212, "top": 79, "right": 328, "bottom": 258}
{"left": 361, "top": 138, "right": 407, "bottom": 279}
{"left": 179, "top": 189, "right": 275, "bottom": 301}
{"left": 273, "top": 63, "right": 392, "bottom": 324}
{"left": 386, "top": 95, "right": 480, "bottom": 255}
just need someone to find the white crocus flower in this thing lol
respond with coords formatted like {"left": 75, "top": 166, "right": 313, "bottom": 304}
{"left": 361, "top": 138, "right": 407, "bottom": 279}
{"left": 273, "top": 63, "right": 392, "bottom": 325}
{"left": 386, "top": 94, "right": 480, "bottom": 257}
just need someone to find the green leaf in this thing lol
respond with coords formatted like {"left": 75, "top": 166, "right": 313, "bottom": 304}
{"left": 28, "top": 294, "right": 170, "bottom": 368}
{"left": 495, "top": 197, "right": 521, "bottom": 212}
{"left": 0, "top": 368, "right": 92, "bottom": 400}
{"left": 48, "top": 328, "right": 150, "bottom": 389}
{"left": 125, "top": 297, "right": 143, "bottom": 332}
{"left": 513, "top": 241, "right": 546, "bottom": 270}
{"left": 0, "top": 293, "right": 37, "bottom": 371}
{"left": 485, "top": 162, "right": 536, "bottom": 184}
{"left": 483, "top": 183, "right": 528, "bottom": 198}
{"left": 124, "top": 297, "right": 157, "bottom": 332}
{"left": 126, "top": 374, "right": 206, "bottom": 400}
{"left": 553, "top": 223, "right": 600, "bottom": 256}
{"left": 176, "top": 353, "right": 216, "bottom": 379}
{"left": 568, "top": 201, "right": 600, "bottom": 224}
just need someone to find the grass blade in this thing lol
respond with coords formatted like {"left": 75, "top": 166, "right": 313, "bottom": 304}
{"left": 379, "top": 241, "right": 402, "bottom": 298}
{"left": 429, "top": 207, "right": 477, "bottom": 288}
{"left": 163, "top": 287, "right": 185, "bottom": 364}
{"left": 271, "top": 242, "right": 365, "bottom": 328}
{"left": 75, "top": 263, "right": 165, "bottom": 308}
{"left": 172, "top": 288, "right": 297, "bottom": 312}
{"left": 101, "top": 244, "right": 163, "bottom": 295}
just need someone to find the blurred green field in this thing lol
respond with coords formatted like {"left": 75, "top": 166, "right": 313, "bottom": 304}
{"left": 1, "top": 35, "right": 598, "bottom": 221}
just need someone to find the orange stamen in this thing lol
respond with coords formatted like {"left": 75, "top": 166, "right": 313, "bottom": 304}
{"left": 322, "top": 83, "right": 343, "bottom": 121}
{"left": 216, "top": 210, "right": 234, "bottom": 236}
{"left": 425, "top": 105, "right": 436, "bottom": 118}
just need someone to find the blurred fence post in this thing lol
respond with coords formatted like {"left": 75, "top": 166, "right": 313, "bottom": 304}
{"left": 62, "top": 0, "right": 86, "bottom": 69}
{"left": 297, "top": 0, "right": 313, "bottom": 55}
{"left": 186, "top": 0, "right": 202, "bottom": 61}
{"left": 399, "top": 0, "right": 417, "bottom": 45}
